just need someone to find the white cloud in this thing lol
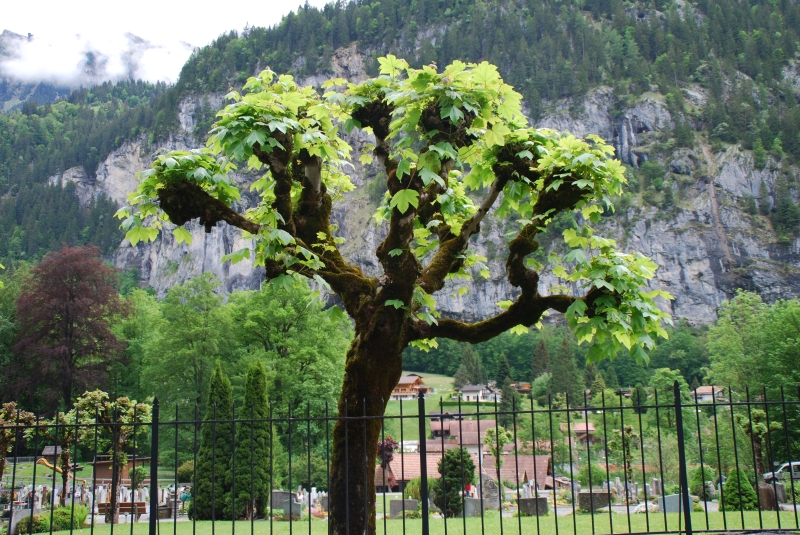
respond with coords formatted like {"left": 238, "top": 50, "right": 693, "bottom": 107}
{"left": 2, "top": 0, "right": 331, "bottom": 86}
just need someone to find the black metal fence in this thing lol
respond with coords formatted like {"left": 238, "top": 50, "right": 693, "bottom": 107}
{"left": 2, "top": 381, "right": 800, "bottom": 535}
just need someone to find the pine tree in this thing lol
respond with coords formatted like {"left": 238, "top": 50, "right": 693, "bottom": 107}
{"left": 584, "top": 363, "right": 600, "bottom": 388}
{"left": 453, "top": 364, "right": 470, "bottom": 390}
{"left": 461, "top": 346, "right": 486, "bottom": 385}
{"left": 228, "top": 361, "right": 270, "bottom": 519}
{"left": 631, "top": 383, "right": 647, "bottom": 414}
{"left": 690, "top": 464, "right": 717, "bottom": 502}
{"left": 722, "top": 467, "right": 758, "bottom": 511}
{"left": 496, "top": 353, "right": 512, "bottom": 383}
{"left": 603, "top": 365, "right": 621, "bottom": 390}
{"left": 549, "top": 338, "right": 585, "bottom": 403}
{"left": 498, "top": 377, "right": 518, "bottom": 427}
{"left": 434, "top": 448, "right": 476, "bottom": 518}
{"left": 590, "top": 372, "right": 606, "bottom": 396}
{"left": 531, "top": 337, "right": 550, "bottom": 380}
{"left": 193, "top": 362, "right": 234, "bottom": 520}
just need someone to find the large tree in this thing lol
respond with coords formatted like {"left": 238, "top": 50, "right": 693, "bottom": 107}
{"left": 120, "top": 58, "right": 670, "bottom": 534}
{"left": 0, "top": 402, "right": 35, "bottom": 483}
{"left": 12, "top": 245, "right": 129, "bottom": 410}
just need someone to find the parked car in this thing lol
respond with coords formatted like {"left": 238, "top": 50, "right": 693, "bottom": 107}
{"left": 763, "top": 461, "right": 800, "bottom": 482}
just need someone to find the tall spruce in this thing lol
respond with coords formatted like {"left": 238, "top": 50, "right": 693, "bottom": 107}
{"left": 461, "top": 346, "right": 486, "bottom": 385}
{"left": 584, "top": 363, "right": 600, "bottom": 389}
{"left": 531, "top": 337, "right": 550, "bottom": 380}
{"left": 549, "top": 338, "right": 585, "bottom": 403}
{"left": 495, "top": 353, "right": 512, "bottom": 383}
{"left": 193, "top": 361, "right": 233, "bottom": 520}
{"left": 498, "top": 377, "right": 518, "bottom": 427}
{"left": 228, "top": 361, "right": 270, "bottom": 519}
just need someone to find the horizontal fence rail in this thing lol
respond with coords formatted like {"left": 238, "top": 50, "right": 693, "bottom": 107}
{"left": 1, "top": 382, "right": 800, "bottom": 535}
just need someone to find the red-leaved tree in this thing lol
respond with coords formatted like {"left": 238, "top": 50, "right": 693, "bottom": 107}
{"left": 12, "top": 245, "right": 129, "bottom": 410}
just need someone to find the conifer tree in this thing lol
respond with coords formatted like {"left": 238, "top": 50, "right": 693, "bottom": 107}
{"left": 584, "top": 362, "right": 600, "bottom": 388}
{"left": 722, "top": 467, "right": 758, "bottom": 511}
{"left": 604, "top": 365, "right": 621, "bottom": 390}
{"left": 631, "top": 383, "right": 647, "bottom": 414}
{"left": 498, "top": 376, "right": 518, "bottom": 427}
{"left": 549, "top": 337, "right": 585, "bottom": 403}
{"left": 590, "top": 372, "right": 606, "bottom": 396}
{"left": 193, "top": 362, "right": 234, "bottom": 520}
{"left": 531, "top": 337, "right": 550, "bottom": 380}
{"left": 461, "top": 346, "right": 486, "bottom": 385}
{"left": 453, "top": 364, "right": 470, "bottom": 390}
{"left": 228, "top": 361, "right": 270, "bottom": 519}
{"left": 496, "top": 353, "right": 512, "bottom": 383}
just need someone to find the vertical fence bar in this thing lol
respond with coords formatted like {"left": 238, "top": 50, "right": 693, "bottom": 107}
{"left": 635, "top": 390, "right": 650, "bottom": 533}
{"left": 674, "top": 381, "right": 693, "bottom": 535}
{"left": 380, "top": 399, "right": 387, "bottom": 535}
{"left": 418, "top": 391, "right": 430, "bottom": 535}
{"left": 362, "top": 399, "right": 368, "bottom": 535}
{"left": 493, "top": 395, "right": 503, "bottom": 535}
{"left": 710, "top": 387, "right": 726, "bottom": 531}
{"left": 307, "top": 402, "right": 312, "bottom": 535}
{"left": 325, "top": 400, "right": 331, "bottom": 535}
{"left": 729, "top": 386, "right": 745, "bottom": 529}
{"left": 91, "top": 406, "right": 99, "bottom": 535}
{"left": 149, "top": 399, "right": 160, "bottom": 535}
{"left": 30, "top": 412, "right": 40, "bottom": 535}
{"left": 111, "top": 405, "right": 118, "bottom": 535}
{"left": 618, "top": 391, "right": 632, "bottom": 533}
{"left": 780, "top": 386, "right": 798, "bottom": 529}
{"left": 269, "top": 401, "right": 273, "bottom": 535}
{"left": 211, "top": 403, "right": 217, "bottom": 533}
{"left": 530, "top": 397, "right": 541, "bottom": 535}
{"left": 231, "top": 402, "right": 236, "bottom": 535}
{"left": 458, "top": 396, "right": 467, "bottom": 535}
{"left": 745, "top": 387, "right": 764, "bottom": 528}
{"left": 344, "top": 401, "right": 349, "bottom": 535}
{"left": 175, "top": 404, "right": 180, "bottom": 534}
{"left": 71, "top": 411, "right": 79, "bottom": 534}
{"left": 288, "top": 402, "right": 293, "bottom": 534}
{"left": 600, "top": 391, "right": 613, "bottom": 534}
{"left": 693, "top": 391, "right": 709, "bottom": 530}
{"left": 565, "top": 393, "right": 577, "bottom": 535}
{"left": 477, "top": 396, "right": 485, "bottom": 535}
{"left": 547, "top": 394, "right": 559, "bottom": 535}
{"left": 584, "top": 391, "right": 596, "bottom": 535}
{"left": 250, "top": 402, "right": 255, "bottom": 535}
{"left": 192, "top": 402, "right": 198, "bottom": 535}
{"left": 512, "top": 396, "right": 521, "bottom": 535}
{"left": 399, "top": 399, "right": 406, "bottom": 534}
{"left": 48, "top": 411, "right": 59, "bottom": 533}
{"left": 440, "top": 397, "right": 448, "bottom": 535}
{"left": 762, "top": 387, "right": 780, "bottom": 530}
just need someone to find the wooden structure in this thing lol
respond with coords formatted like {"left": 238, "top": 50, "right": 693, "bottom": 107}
{"left": 88, "top": 455, "right": 150, "bottom": 483}
{"left": 390, "top": 375, "right": 431, "bottom": 401}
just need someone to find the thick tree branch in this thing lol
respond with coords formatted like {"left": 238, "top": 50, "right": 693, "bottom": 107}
{"left": 157, "top": 180, "right": 260, "bottom": 234}
{"left": 407, "top": 293, "right": 576, "bottom": 344}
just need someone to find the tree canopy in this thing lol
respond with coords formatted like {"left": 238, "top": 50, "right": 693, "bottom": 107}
{"left": 118, "top": 57, "right": 671, "bottom": 535}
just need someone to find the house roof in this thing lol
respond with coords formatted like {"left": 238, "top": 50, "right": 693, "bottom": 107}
{"left": 460, "top": 384, "right": 487, "bottom": 392}
{"left": 560, "top": 422, "right": 596, "bottom": 433}
{"left": 389, "top": 453, "right": 448, "bottom": 482}
{"left": 41, "top": 446, "right": 62, "bottom": 456}
{"left": 396, "top": 375, "right": 424, "bottom": 386}
{"left": 423, "top": 440, "right": 461, "bottom": 452}
{"left": 693, "top": 386, "right": 723, "bottom": 395}
{"left": 480, "top": 455, "right": 553, "bottom": 488}
{"left": 430, "top": 419, "right": 496, "bottom": 439}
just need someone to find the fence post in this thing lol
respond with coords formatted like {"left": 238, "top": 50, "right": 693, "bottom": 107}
{"left": 674, "top": 381, "right": 693, "bottom": 535}
{"left": 149, "top": 398, "right": 160, "bottom": 535}
{"left": 418, "top": 391, "right": 430, "bottom": 535}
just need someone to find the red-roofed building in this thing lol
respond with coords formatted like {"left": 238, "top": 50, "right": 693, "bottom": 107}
{"left": 391, "top": 375, "right": 431, "bottom": 401}
{"left": 481, "top": 455, "right": 553, "bottom": 489}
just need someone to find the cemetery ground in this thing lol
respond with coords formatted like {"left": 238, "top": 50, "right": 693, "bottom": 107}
{"left": 23, "top": 511, "right": 800, "bottom": 535}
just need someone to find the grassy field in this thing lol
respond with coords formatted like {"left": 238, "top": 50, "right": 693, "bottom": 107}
{"left": 22, "top": 511, "right": 800, "bottom": 535}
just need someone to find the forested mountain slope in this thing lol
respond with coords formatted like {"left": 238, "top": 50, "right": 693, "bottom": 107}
{"left": 3, "top": 0, "right": 800, "bottom": 323}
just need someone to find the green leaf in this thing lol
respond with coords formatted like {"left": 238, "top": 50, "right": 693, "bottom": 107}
{"left": 389, "top": 189, "right": 420, "bottom": 214}
{"left": 126, "top": 226, "right": 159, "bottom": 246}
{"left": 397, "top": 159, "right": 412, "bottom": 179}
{"left": 221, "top": 247, "right": 251, "bottom": 265}
{"left": 388, "top": 248, "right": 404, "bottom": 257}
{"left": 385, "top": 299, "right": 406, "bottom": 309}
{"left": 509, "top": 324, "right": 529, "bottom": 336}
{"left": 172, "top": 227, "right": 193, "bottom": 245}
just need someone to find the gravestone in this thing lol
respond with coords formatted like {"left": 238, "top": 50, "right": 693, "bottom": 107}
{"left": 758, "top": 484, "right": 778, "bottom": 511}
{"left": 775, "top": 483, "right": 787, "bottom": 504}
{"left": 480, "top": 473, "right": 501, "bottom": 510}
{"left": 271, "top": 491, "right": 295, "bottom": 508}
{"left": 319, "top": 493, "right": 329, "bottom": 512}
{"left": 645, "top": 484, "right": 652, "bottom": 498}
{"left": 577, "top": 492, "right": 611, "bottom": 511}
{"left": 518, "top": 497, "right": 549, "bottom": 516}
{"left": 652, "top": 478, "right": 662, "bottom": 496}
{"left": 463, "top": 497, "right": 482, "bottom": 517}
{"left": 658, "top": 494, "right": 682, "bottom": 513}
{"left": 389, "top": 499, "right": 418, "bottom": 519}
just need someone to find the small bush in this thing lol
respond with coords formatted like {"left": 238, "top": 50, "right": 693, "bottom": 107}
{"left": 577, "top": 463, "right": 607, "bottom": 487}
{"left": 49, "top": 505, "right": 89, "bottom": 531}
{"left": 177, "top": 460, "right": 195, "bottom": 483}
{"left": 14, "top": 514, "right": 48, "bottom": 535}
{"left": 722, "top": 468, "right": 758, "bottom": 511}
{"left": 404, "top": 476, "right": 439, "bottom": 502}
{"left": 130, "top": 466, "right": 149, "bottom": 488}
{"left": 690, "top": 464, "right": 717, "bottom": 501}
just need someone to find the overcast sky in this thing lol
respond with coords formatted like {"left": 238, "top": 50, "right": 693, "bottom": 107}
{"left": 2, "top": 0, "right": 331, "bottom": 85}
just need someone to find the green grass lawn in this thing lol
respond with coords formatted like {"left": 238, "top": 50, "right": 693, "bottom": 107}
{"left": 28, "top": 511, "right": 800, "bottom": 535}
{"left": 2, "top": 462, "right": 93, "bottom": 487}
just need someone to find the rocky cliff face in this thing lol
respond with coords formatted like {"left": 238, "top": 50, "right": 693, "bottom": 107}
{"left": 46, "top": 47, "right": 800, "bottom": 325}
